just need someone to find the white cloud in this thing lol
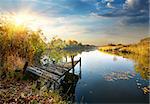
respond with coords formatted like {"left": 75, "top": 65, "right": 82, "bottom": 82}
{"left": 101, "top": 0, "right": 114, "bottom": 3}
{"left": 106, "top": 2, "right": 114, "bottom": 8}
{"left": 123, "top": 0, "right": 138, "bottom": 9}
{"left": 105, "top": 0, "right": 114, "bottom": 2}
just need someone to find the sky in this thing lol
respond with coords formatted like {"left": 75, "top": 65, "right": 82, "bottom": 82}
{"left": 0, "top": 0, "right": 149, "bottom": 45}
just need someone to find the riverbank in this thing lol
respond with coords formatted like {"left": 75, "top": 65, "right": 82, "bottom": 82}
{"left": 99, "top": 37, "right": 150, "bottom": 80}
{"left": 99, "top": 37, "right": 149, "bottom": 56}
{"left": 0, "top": 78, "right": 67, "bottom": 104}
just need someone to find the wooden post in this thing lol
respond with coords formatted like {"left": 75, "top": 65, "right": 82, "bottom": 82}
{"left": 71, "top": 56, "right": 74, "bottom": 74}
{"left": 54, "top": 83, "right": 55, "bottom": 90}
{"left": 79, "top": 57, "right": 81, "bottom": 68}
{"left": 65, "top": 56, "right": 67, "bottom": 62}
{"left": 36, "top": 80, "right": 41, "bottom": 90}
{"left": 23, "top": 61, "right": 28, "bottom": 74}
{"left": 79, "top": 57, "right": 81, "bottom": 79}
{"left": 79, "top": 71, "right": 81, "bottom": 79}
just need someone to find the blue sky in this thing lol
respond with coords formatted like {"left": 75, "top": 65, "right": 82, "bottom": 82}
{"left": 0, "top": 0, "right": 149, "bottom": 45}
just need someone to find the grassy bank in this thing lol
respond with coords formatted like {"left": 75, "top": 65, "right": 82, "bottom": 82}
{"left": 99, "top": 37, "right": 149, "bottom": 56}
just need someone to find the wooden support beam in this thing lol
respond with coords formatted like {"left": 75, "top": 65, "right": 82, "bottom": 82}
{"left": 23, "top": 61, "right": 28, "bottom": 74}
{"left": 54, "top": 83, "right": 55, "bottom": 90}
{"left": 79, "top": 57, "right": 81, "bottom": 67}
{"left": 79, "top": 57, "right": 81, "bottom": 79}
{"left": 65, "top": 56, "right": 67, "bottom": 62}
{"left": 71, "top": 56, "right": 75, "bottom": 74}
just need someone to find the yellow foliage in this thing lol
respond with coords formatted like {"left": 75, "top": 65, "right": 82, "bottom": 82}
{"left": 0, "top": 14, "right": 46, "bottom": 76}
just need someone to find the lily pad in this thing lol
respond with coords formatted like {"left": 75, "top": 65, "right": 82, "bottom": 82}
{"left": 104, "top": 71, "right": 136, "bottom": 81}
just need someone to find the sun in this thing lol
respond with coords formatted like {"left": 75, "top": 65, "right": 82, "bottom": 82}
{"left": 15, "top": 16, "right": 24, "bottom": 25}
{"left": 12, "top": 13, "right": 34, "bottom": 26}
{"left": 10, "top": 11, "right": 50, "bottom": 33}
{"left": 13, "top": 14, "right": 27, "bottom": 26}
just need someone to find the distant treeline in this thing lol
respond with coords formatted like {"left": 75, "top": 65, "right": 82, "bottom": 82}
{"left": 48, "top": 37, "right": 96, "bottom": 51}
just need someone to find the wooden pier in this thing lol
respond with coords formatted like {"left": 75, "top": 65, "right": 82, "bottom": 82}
{"left": 25, "top": 57, "right": 81, "bottom": 87}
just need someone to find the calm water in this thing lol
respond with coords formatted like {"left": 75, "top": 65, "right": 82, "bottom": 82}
{"left": 68, "top": 50, "right": 149, "bottom": 103}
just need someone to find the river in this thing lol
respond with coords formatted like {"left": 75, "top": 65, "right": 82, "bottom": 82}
{"left": 67, "top": 50, "right": 149, "bottom": 103}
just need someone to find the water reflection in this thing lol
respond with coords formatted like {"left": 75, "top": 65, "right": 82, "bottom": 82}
{"left": 100, "top": 51, "right": 150, "bottom": 80}
{"left": 43, "top": 49, "right": 82, "bottom": 64}
{"left": 122, "top": 54, "right": 149, "bottom": 80}
{"left": 113, "top": 56, "right": 117, "bottom": 61}
{"left": 74, "top": 50, "right": 149, "bottom": 103}
{"left": 42, "top": 48, "right": 94, "bottom": 65}
{"left": 60, "top": 72, "right": 80, "bottom": 103}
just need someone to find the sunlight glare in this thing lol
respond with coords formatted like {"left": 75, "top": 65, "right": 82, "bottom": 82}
{"left": 13, "top": 14, "right": 29, "bottom": 26}
{"left": 15, "top": 16, "right": 24, "bottom": 25}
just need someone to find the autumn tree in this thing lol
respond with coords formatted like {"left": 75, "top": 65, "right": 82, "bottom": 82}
{"left": 0, "top": 14, "right": 46, "bottom": 77}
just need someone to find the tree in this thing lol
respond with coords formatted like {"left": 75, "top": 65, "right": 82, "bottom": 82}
{"left": 48, "top": 37, "right": 66, "bottom": 49}
{"left": 0, "top": 14, "right": 46, "bottom": 77}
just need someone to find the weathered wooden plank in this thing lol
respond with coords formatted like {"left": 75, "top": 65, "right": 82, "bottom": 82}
{"left": 26, "top": 58, "right": 81, "bottom": 85}
{"left": 49, "top": 64, "right": 68, "bottom": 72}
{"left": 27, "top": 67, "right": 60, "bottom": 81}
{"left": 35, "top": 65, "right": 63, "bottom": 76}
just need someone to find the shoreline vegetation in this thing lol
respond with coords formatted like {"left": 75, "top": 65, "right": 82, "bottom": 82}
{"left": 99, "top": 37, "right": 149, "bottom": 56}
{"left": 99, "top": 37, "right": 150, "bottom": 80}
{"left": 99, "top": 37, "right": 150, "bottom": 94}
{"left": 0, "top": 14, "right": 96, "bottom": 103}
